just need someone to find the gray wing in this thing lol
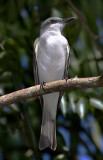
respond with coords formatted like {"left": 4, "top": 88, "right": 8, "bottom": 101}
{"left": 33, "top": 38, "right": 44, "bottom": 106}
{"left": 33, "top": 38, "right": 39, "bottom": 85}
{"left": 57, "top": 43, "right": 70, "bottom": 108}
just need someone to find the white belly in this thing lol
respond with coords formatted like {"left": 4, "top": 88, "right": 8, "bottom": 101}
{"left": 37, "top": 35, "right": 67, "bottom": 83}
{"left": 37, "top": 33, "right": 68, "bottom": 119}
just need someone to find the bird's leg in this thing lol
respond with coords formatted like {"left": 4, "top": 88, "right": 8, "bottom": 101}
{"left": 40, "top": 81, "right": 46, "bottom": 90}
{"left": 65, "top": 75, "right": 69, "bottom": 82}
{"left": 65, "top": 77, "right": 68, "bottom": 82}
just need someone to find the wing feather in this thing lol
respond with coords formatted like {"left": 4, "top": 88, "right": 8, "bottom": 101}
{"left": 33, "top": 38, "right": 44, "bottom": 106}
{"left": 57, "top": 43, "right": 70, "bottom": 108}
{"left": 33, "top": 40, "right": 70, "bottom": 109}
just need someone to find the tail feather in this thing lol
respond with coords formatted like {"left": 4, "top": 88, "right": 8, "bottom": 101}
{"left": 39, "top": 106, "right": 57, "bottom": 151}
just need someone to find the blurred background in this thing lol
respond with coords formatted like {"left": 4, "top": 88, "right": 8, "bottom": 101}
{"left": 0, "top": 0, "right": 103, "bottom": 160}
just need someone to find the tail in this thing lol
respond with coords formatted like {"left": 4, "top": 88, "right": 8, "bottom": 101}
{"left": 39, "top": 106, "right": 57, "bottom": 151}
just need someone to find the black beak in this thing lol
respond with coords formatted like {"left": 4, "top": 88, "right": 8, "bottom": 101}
{"left": 62, "top": 17, "right": 76, "bottom": 23}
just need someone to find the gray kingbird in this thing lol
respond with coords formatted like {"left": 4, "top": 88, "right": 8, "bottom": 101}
{"left": 33, "top": 17, "right": 75, "bottom": 151}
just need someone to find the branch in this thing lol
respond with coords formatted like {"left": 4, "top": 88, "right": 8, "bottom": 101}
{"left": 95, "top": 35, "right": 103, "bottom": 40}
{"left": 66, "top": 0, "right": 103, "bottom": 56}
{"left": 0, "top": 75, "right": 103, "bottom": 107}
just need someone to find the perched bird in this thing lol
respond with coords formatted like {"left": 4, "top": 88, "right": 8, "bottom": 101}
{"left": 33, "top": 17, "right": 75, "bottom": 151}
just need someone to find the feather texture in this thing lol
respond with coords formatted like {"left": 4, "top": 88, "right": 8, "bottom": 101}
{"left": 33, "top": 18, "right": 71, "bottom": 150}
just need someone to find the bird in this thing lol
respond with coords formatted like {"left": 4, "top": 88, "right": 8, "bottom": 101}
{"left": 33, "top": 17, "right": 75, "bottom": 151}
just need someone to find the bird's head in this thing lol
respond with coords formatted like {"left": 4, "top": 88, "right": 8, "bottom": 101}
{"left": 40, "top": 17, "right": 75, "bottom": 35}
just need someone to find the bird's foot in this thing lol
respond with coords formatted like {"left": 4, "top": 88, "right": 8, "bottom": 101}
{"left": 40, "top": 81, "right": 46, "bottom": 90}
{"left": 65, "top": 77, "right": 68, "bottom": 82}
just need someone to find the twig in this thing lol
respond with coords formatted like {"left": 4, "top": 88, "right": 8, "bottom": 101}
{"left": 0, "top": 75, "right": 103, "bottom": 107}
{"left": 65, "top": 0, "right": 103, "bottom": 56}
{"left": 95, "top": 35, "right": 103, "bottom": 40}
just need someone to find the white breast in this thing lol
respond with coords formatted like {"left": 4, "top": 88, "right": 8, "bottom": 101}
{"left": 37, "top": 34, "right": 68, "bottom": 83}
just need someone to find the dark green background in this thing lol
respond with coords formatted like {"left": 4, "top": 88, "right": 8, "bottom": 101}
{"left": 0, "top": 0, "right": 103, "bottom": 160}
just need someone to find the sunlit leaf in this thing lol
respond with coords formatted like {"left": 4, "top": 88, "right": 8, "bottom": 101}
{"left": 90, "top": 118, "right": 102, "bottom": 151}
{"left": 53, "top": 154, "right": 66, "bottom": 160}
{"left": 60, "top": 96, "right": 67, "bottom": 116}
{"left": 77, "top": 98, "right": 85, "bottom": 119}
{"left": 69, "top": 92, "right": 77, "bottom": 113}
{"left": 10, "top": 104, "right": 19, "bottom": 112}
{"left": 25, "top": 149, "right": 33, "bottom": 157}
{"left": 90, "top": 98, "right": 103, "bottom": 110}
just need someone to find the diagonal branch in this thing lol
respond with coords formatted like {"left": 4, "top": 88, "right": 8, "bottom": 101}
{"left": 95, "top": 35, "right": 103, "bottom": 40}
{"left": 66, "top": 0, "right": 103, "bottom": 56}
{"left": 0, "top": 75, "right": 103, "bottom": 107}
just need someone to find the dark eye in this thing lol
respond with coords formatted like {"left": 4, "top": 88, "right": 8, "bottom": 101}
{"left": 50, "top": 20, "right": 56, "bottom": 24}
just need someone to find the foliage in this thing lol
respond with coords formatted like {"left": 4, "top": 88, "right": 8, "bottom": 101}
{"left": 0, "top": 0, "right": 103, "bottom": 160}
